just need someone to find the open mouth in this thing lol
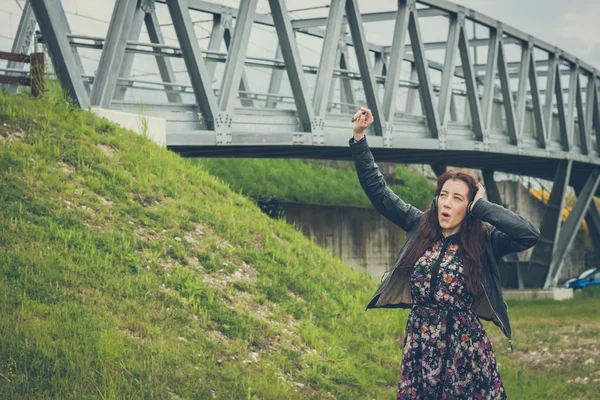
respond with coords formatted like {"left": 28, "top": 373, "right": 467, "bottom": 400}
{"left": 441, "top": 211, "right": 451, "bottom": 219}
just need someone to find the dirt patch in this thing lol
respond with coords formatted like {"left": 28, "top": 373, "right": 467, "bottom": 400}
{"left": 97, "top": 143, "right": 116, "bottom": 158}
{"left": 0, "top": 128, "right": 25, "bottom": 142}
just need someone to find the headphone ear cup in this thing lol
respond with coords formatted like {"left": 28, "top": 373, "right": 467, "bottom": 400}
{"left": 433, "top": 195, "right": 438, "bottom": 209}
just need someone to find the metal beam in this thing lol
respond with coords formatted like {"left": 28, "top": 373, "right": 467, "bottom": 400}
{"left": 407, "top": 6, "right": 440, "bottom": 139}
{"left": 113, "top": 3, "right": 146, "bottom": 101}
{"left": 575, "top": 75, "right": 590, "bottom": 154}
{"left": 566, "top": 64, "right": 578, "bottom": 148}
{"left": 90, "top": 0, "right": 138, "bottom": 108}
{"left": 481, "top": 28, "right": 499, "bottom": 131}
{"left": 515, "top": 42, "right": 532, "bottom": 143}
{"left": 145, "top": 10, "right": 183, "bottom": 104}
{"left": 405, "top": 63, "right": 418, "bottom": 114}
{"left": 206, "top": 13, "right": 225, "bottom": 79}
{"left": 554, "top": 62, "right": 570, "bottom": 151}
{"left": 581, "top": 193, "right": 600, "bottom": 262}
{"left": 218, "top": 0, "right": 257, "bottom": 114}
{"left": 437, "top": 13, "right": 459, "bottom": 128}
{"left": 312, "top": 0, "right": 345, "bottom": 119}
{"left": 165, "top": 0, "right": 218, "bottom": 129}
{"left": 585, "top": 75, "right": 596, "bottom": 151}
{"left": 497, "top": 40, "right": 518, "bottom": 145}
{"left": 381, "top": 0, "right": 410, "bottom": 124}
{"left": 223, "top": 28, "right": 255, "bottom": 108}
{"left": 345, "top": 0, "right": 384, "bottom": 136}
{"left": 547, "top": 167, "right": 600, "bottom": 288}
{"left": 526, "top": 160, "right": 571, "bottom": 288}
{"left": 594, "top": 80, "right": 600, "bottom": 153}
{"left": 265, "top": 44, "right": 284, "bottom": 109}
{"left": 267, "top": 0, "right": 315, "bottom": 134}
{"left": 338, "top": 42, "right": 355, "bottom": 114}
{"left": 458, "top": 22, "right": 484, "bottom": 141}
{"left": 290, "top": 8, "right": 446, "bottom": 30}
{"left": 4, "top": 0, "right": 36, "bottom": 94}
{"left": 544, "top": 53, "right": 558, "bottom": 141}
{"left": 29, "top": 0, "right": 90, "bottom": 108}
{"left": 528, "top": 47, "right": 547, "bottom": 149}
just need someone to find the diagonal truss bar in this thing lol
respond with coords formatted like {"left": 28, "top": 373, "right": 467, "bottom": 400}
{"left": 29, "top": 0, "right": 90, "bottom": 108}
{"left": 113, "top": 4, "right": 146, "bottom": 101}
{"left": 166, "top": 0, "right": 218, "bottom": 128}
{"left": 345, "top": 0, "right": 384, "bottom": 136}
{"left": 546, "top": 167, "right": 600, "bottom": 288}
{"left": 544, "top": 52, "right": 558, "bottom": 140}
{"left": 575, "top": 74, "right": 590, "bottom": 154}
{"left": 405, "top": 63, "right": 418, "bottom": 114}
{"left": 458, "top": 20, "right": 484, "bottom": 141}
{"left": 528, "top": 49, "right": 547, "bottom": 148}
{"left": 481, "top": 28, "right": 499, "bottom": 131}
{"left": 581, "top": 189, "right": 600, "bottom": 259}
{"left": 497, "top": 39, "right": 518, "bottom": 145}
{"left": 338, "top": 42, "right": 356, "bottom": 113}
{"left": 515, "top": 41, "right": 532, "bottom": 141}
{"left": 312, "top": 0, "right": 345, "bottom": 118}
{"left": 223, "top": 29, "right": 255, "bottom": 108}
{"left": 267, "top": 0, "right": 315, "bottom": 132}
{"left": 407, "top": 4, "right": 440, "bottom": 139}
{"left": 526, "top": 160, "right": 571, "bottom": 288}
{"left": 265, "top": 44, "right": 283, "bottom": 109}
{"left": 4, "top": 0, "right": 36, "bottom": 94}
{"left": 437, "top": 13, "right": 460, "bottom": 127}
{"left": 594, "top": 78, "right": 600, "bottom": 152}
{"left": 145, "top": 10, "right": 183, "bottom": 104}
{"left": 554, "top": 62, "right": 570, "bottom": 151}
{"left": 206, "top": 13, "right": 225, "bottom": 79}
{"left": 90, "top": 0, "right": 138, "bottom": 108}
{"left": 218, "top": 0, "right": 258, "bottom": 114}
{"left": 566, "top": 64, "right": 578, "bottom": 147}
{"left": 374, "top": 52, "right": 388, "bottom": 76}
{"left": 381, "top": 0, "right": 410, "bottom": 123}
{"left": 585, "top": 74, "right": 596, "bottom": 150}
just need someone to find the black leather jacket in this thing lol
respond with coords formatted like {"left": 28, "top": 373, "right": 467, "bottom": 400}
{"left": 349, "top": 136, "right": 541, "bottom": 349}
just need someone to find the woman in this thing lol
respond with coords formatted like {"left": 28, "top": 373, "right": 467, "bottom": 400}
{"left": 349, "top": 107, "right": 540, "bottom": 399}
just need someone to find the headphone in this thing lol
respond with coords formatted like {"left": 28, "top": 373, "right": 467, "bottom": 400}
{"left": 432, "top": 194, "right": 474, "bottom": 220}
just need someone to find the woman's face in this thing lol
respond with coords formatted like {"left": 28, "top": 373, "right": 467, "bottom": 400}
{"left": 437, "top": 179, "right": 470, "bottom": 233}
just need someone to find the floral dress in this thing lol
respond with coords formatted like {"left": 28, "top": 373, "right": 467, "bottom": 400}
{"left": 397, "top": 232, "right": 506, "bottom": 399}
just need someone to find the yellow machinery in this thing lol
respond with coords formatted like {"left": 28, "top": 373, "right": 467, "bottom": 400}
{"left": 529, "top": 188, "right": 590, "bottom": 235}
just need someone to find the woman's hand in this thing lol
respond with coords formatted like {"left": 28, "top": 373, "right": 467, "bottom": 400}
{"left": 471, "top": 182, "right": 485, "bottom": 211}
{"left": 352, "top": 107, "right": 374, "bottom": 141}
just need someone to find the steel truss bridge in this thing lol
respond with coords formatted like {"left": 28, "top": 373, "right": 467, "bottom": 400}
{"left": 5, "top": 0, "right": 600, "bottom": 289}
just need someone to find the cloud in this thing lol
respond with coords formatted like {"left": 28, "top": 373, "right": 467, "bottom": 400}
{"left": 558, "top": 7, "right": 600, "bottom": 63}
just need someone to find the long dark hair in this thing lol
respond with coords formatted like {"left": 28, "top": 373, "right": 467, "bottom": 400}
{"left": 397, "top": 170, "right": 487, "bottom": 294}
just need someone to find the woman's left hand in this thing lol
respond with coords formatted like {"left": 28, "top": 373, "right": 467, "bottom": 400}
{"left": 472, "top": 183, "right": 485, "bottom": 208}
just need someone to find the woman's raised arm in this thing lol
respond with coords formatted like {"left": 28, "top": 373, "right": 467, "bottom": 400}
{"left": 349, "top": 107, "right": 423, "bottom": 232}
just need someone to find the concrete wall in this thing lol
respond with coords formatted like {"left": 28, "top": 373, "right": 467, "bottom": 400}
{"left": 280, "top": 180, "right": 596, "bottom": 286}
{"left": 280, "top": 202, "right": 405, "bottom": 281}
{"left": 91, "top": 107, "right": 166, "bottom": 147}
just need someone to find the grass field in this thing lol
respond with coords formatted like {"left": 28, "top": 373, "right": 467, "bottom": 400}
{"left": 0, "top": 89, "right": 598, "bottom": 399}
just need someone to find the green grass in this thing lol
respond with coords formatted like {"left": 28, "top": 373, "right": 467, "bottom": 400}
{"left": 196, "top": 158, "right": 435, "bottom": 211}
{"left": 0, "top": 88, "right": 598, "bottom": 399}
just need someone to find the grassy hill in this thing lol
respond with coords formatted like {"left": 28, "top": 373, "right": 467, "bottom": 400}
{"left": 196, "top": 158, "right": 435, "bottom": 211}
{"left": 0, "top": 90, "right": 598, "bottom": 399}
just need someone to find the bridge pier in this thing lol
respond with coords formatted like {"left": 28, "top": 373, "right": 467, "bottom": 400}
{"left": 545, "top": 167, "right": 600, "bottom": 288}
{"left": 525, "top": 160, "right": 571, "bottom": 287}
